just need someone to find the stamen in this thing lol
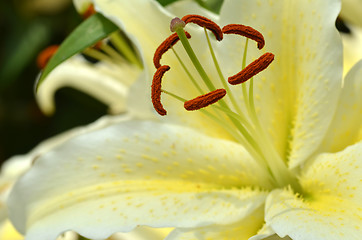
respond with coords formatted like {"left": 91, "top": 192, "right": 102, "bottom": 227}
{"left": 228, "top": 52, "right": 274, "bottom": 85}
{"left": 153, "top": 31, "right": 191, "bottom": 69}
{"left": 184, "top": 89, "right": 227, "bottom": 111}
{"left": 37, "top": 45, "right": 59, "bottom": 69}
{"left": 151, "top": 65, "right": 170, "bottom": 116}
{"left": 181, "top": 15, "right": 223, "bottom": 41}
{"left": 222, "top": 24, "right": 265, "bottom": 49}
{"left": 82, "top": 4, "right": 96, "bottom": 19}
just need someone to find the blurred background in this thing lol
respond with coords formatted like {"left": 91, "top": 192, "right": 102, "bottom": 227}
{"left": 0, "top": 0, "right": 226, "bottom": 164}
{"left": 0, "top": 0, "right": 359, "bottom": 164}
{"left": 0, "top": 0, "right": 109, "bottom": 163}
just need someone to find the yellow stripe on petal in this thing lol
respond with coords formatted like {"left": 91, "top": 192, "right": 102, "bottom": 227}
{"left": 265, "top": 189, "right": 362, "bottom": 240}
{"left": 8, "top": 121, "right": 270, "bottom": 240}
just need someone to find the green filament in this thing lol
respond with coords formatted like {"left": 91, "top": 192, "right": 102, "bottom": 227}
{"left": 175, "top": 28, "right": 216, "bottom": 91}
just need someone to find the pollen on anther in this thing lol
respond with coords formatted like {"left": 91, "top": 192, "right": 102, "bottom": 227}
{"left": 181, "top": 15, "right": 223, "bottom": 41}
{"left": 153, "top": 31, "right": 191, "bottom": 69}
{"left": 151, "top": 65, "right": 170, "bottom": 116}
{"left": 222, "top": 24, "right": 265, "bottom": 49}
{"left": 228, "top": 52, "right": 274, "bottom": 85}
{"left": 37, "top": 45, "right": 59, "bottom": 69}
{"left": 184, "top": 89, "right": 227, "bottom": 111}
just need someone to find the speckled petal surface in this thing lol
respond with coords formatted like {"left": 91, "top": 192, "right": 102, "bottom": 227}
{"left": 8, "top": 121, "right": 269, "bottom": 240}
{"left": 218, "top": 0, "right": 343, "bottom": 168}
{"left": 265, "top": 141, "right": 362, "bottom": 240}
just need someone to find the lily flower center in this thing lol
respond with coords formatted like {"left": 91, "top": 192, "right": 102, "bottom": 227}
{"left": 151, "top": 15, "right": 302, "bottom": 192}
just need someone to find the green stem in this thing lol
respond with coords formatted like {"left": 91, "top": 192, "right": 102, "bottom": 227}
{"left": 100, "top": 44, "right": 125, "bottom": 63}
{"left": 83, "top": 48, "right": 114, "bottom": 63}
{"left": 110, "top": 32, "right": 142, "bottom": 68}
{"left": 242, "top": 38, "right": 249, "bottom": 107}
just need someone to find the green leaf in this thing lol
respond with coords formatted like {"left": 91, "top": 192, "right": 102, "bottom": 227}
{"left": 36, "top": 13, "right": 118, "bottom": 91}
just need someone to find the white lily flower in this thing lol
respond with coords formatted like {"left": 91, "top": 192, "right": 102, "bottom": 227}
{"left": 7, "top": 0, "right": 362, "bottom": 240}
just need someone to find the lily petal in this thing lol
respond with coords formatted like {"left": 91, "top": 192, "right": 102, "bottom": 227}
{"left": 166, "top": 207, "right": 264, "bottom": 240}
{"left": 0, "top": 220, "right": 23, "bottom": 240}
{"left": 341, "top": 24, "right": 362, "bottom": 75}
{"left": 1, "top": 114, "right": 132, "bottom": 223}
{"left": 72, "top": 0, "right": 92, "bottom": 13}
{"left": 36, "top": 55, "right": 140, "bottom": 115}
{"left": 320, "top": 60, "right": 362, "bottom": 153}
{"left": 219, "top": 0, "right": 343, "bottom": 168}
{"left": 340, "top": 0, "right": 362, "bottom": 28}
{"left": 265, "top": 141, "right": 362, "bottom": 240}
{"left": 108, "top": 226, "right": 171, "bottom": 240}
{"left": 249, "top": 224, "right": 282, "bottom": 240}
{"left": 8, "top": 121, "right": 269, "bottom": 240}
{"left": 166, "top": 0, "right": 218, "bottom": 23}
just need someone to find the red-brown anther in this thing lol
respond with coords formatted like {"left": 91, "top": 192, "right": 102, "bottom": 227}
{"left": 184, "top": 89, "right": 227, "bottom": 111}
{"left": 153, "top": 31, "right": 191, "bottom": 69}
{"left": 82, "top": 4, "right": 96, "bottom": 19}
{"left": 37, "top": 45, "right": 59, "bottom": 69}
{"left": 228, "top": 52, "right": 274, "bottom": 85}
{"left": 151, "top": 65, "right": 171, "bottom": 116}
{"left": 222, "top": 24, "right": 265, "bottom": 49}
{"left": 181, "top": 15, "right": 223, "bottom": 41}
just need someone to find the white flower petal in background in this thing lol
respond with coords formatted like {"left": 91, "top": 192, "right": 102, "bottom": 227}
{"left": 36, "top": 55, "right": 140, "bottom": 115}
{"left": 341, "top": 25, "right": 362, "bottom": 75}
{"left": 340, "top": 0, "right": 362, "bottom": 28}
{"left": 72, "top": 0, "right": 92, "bottom": 13}
{"left": 166, "top": 0, "right": 218, "bottom": 22}
{"left": 320, "top": 60, "right": 362, "bottom": 153}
